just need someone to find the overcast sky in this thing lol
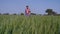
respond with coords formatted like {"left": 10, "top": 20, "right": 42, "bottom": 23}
{"left": 0, "top": 0, "right": 60, "bottom": 14}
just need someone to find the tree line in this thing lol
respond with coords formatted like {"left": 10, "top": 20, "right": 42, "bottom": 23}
{"left": 0, "top": 9, "right": 60, "bottom": 16}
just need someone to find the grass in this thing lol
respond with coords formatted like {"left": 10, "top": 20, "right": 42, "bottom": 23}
{"left": 0, "top": 15, "right": 60, "bottom": 34}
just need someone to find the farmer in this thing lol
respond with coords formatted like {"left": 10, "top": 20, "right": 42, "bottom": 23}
{"left": 25, "top": 6, "right": 31, "bottom": 16}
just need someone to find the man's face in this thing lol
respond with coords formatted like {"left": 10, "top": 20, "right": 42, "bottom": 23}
{"left": 26, "top": 6, "right": 29, "bottom": 9}
{"left": 27, "top": 7, "right": 28, "bottom": 9}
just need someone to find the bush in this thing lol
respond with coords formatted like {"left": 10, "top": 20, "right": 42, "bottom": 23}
{"left": 31, "top": 13, "right": 36, "bottom": 15}
{"left": 21, "top": 13, "right": 24, "bottom": 15}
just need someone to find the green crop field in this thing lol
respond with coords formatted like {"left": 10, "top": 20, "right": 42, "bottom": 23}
{"left": 0, "top": 15, "right": 60, "bottom": 34}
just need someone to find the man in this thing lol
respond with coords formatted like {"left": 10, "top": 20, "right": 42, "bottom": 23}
{"left": 25, "top": 6, "right": 31, "bottom": 16}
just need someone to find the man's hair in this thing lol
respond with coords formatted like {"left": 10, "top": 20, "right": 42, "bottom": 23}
{"left": 26, "top": 6, "right": 29, "bottom": 7}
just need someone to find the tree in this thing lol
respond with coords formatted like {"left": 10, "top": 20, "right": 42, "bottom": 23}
{"left": 45, "top": 9, "right": 57, "bottom": 15}
{"left": 45, "top": 9, "right": 53, "bottom": 15}
{"left": 52, "top": 11, "right": 57, "bottom": 15}
{"left": 31, "top": 13, "right": 36, "bottom": 15}
{"left": 21, "top": 13, "right": 24, "bottom": 15}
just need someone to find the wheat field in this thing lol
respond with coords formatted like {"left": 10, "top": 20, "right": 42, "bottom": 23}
{"left": 0, "top": 15, "right": 60, "bottom": 34}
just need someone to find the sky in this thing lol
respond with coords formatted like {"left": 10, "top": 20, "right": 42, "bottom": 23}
{"left": 0, "top": 0, "right": 60, "bottom": 14}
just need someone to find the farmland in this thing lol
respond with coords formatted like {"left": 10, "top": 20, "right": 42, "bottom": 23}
{"left": 0, "top": 15, "right": 60, "bottom": 34}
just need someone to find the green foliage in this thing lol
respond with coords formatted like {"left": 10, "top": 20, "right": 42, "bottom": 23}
{"left": 0, "top": 15, "right": 60, "bottom": 34}
{"left": 21, "top": 13, "right": 24, "bottom": 15}
{"left": 45, "top": 9, "right": 57, "bottom": 15}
